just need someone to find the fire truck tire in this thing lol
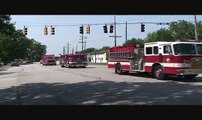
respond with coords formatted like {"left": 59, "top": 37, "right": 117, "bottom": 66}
{"left": 153, "top": 65, "right": 165, "bottom": 80}
{"left": 116, "top": 64, "right": 123, "bottom": 75}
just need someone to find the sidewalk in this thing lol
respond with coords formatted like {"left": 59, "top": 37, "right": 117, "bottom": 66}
{"left": 0, "top": 65, "right": 10, "bottom": 71}
{"left": 0, "top": 66, "right": 22, "bottom": 105}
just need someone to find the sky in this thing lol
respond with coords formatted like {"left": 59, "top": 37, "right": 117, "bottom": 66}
{"left": 10, "top": 15, "right": 202, "bottom": 56}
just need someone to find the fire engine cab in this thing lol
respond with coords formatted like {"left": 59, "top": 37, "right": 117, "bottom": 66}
{"left": 41, "top": 54, "right": 56, "bottom": 65}
{"left": 108, "top": 40, "right": 202, "bottom": 80}
{"left": 60, "top": 53, "right": 88, "bottom": 68}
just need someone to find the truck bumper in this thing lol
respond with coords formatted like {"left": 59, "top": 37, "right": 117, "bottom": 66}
{"left": 69, "top": 63, "right": 87, "bottom": 67}
{"left": 47, "top": 62, "right": 56, "bottom": 65}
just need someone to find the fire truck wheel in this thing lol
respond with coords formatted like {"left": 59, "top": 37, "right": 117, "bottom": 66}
{"left": 153, "top": 65, "right": 165, "bottom": 80}
{"left": 116, "top": 64, "right": 123, "bottom": 74}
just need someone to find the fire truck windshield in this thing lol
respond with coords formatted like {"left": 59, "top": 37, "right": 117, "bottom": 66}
{"left": 173, "top": 43, "right": 196, "bottom": 55}
{"left": 196, "top": 44, "right": 202, "bottom": 54}
{"left": 46, "top": 56, "right": 54, "bottom": 59}
{"left": 69, "top": 56, "right": 87, "bottom": 61}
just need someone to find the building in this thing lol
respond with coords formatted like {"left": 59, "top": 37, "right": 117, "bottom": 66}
{"left": 89, "top": 51, "right": 107, "bottom": 63}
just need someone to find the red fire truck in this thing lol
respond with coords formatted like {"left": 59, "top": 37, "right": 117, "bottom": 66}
{"left": 41, "top": 54, "right": 56, "bottom": 65}
{"left": 60, "top": 53, "right": 88, "bottom": 68}
{"left": 108, "top": 40, "right": 202, "bottom": 80}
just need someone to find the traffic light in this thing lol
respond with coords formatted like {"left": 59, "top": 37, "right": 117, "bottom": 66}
{"left": 80, "top": 25, "right": 84, "bottom": 34}
{"left": 51, "top": 26, "right": 55, "bottom": 35}
{"left": 103, "top": 24, "right": 107, "bottom": 33}
{"left": 110, "top": 25, "right": 114, "bottom": 33}
{"left": 141, "top": 23, "right": 145, "bottom": 32}
{"left": 86, "top": 25, "right": 90, "bottom": 34}
{"left": 44, "top": 26, "right": 48, "bottom": 35}
{"left": 23, "top": 26, "right": 28, "bottom": 35}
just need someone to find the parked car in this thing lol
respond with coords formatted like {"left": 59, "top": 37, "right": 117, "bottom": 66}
{"left": 11, "top": 61, "right": 19, "bottom": 67}
{"left": 25, "top": 60, "right": 32, "bottom": 64}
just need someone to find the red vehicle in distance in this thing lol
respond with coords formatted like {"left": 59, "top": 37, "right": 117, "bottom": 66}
{"left": 60, "top": 53, "right": 87, "bottom": 68}
{"left": 41, "top": 54, "right": 56, "bottom": 65}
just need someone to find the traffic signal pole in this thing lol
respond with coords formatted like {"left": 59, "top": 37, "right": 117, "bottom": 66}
{"left": 79, "top": 25, "right": 84, "bottom": 51}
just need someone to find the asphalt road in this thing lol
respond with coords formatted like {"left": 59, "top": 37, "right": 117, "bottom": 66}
{"left": 1, "top": 62, "right": 202, "bottom": 105}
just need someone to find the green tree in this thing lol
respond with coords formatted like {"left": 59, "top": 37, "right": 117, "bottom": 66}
{"left": 169, "top": 20, "right": 195, "bottom": 40}
{"left": 0, "top": 15, "right": 47, "bottom": 63}
{"left": 97, "top": 46, "right": 110, "bottom": 52}
{"left": 0, "top": 34, "right": 12, "bottom": 63}
{"left": 29, "top": 39, "right": 47, "bottom": 61}
{"left": 10, "top": 30, "right": 32, "bottom": 60}
{"left": 196, "top": 21, "right": 202, "bottom": 39}
{"left": 0, "top": 15, "right": 16, "bottom": 36}
{"left": 144, "top": 20, "right": 199, "bottom": 43}
{"left": 82, "top": 47, "right": 96, "bottom": 53}
{"left": 145, "top": 28, "right": 174, "bottom": 43}
{"left": 123, "top": 38, "right": 144, "bottom": 46}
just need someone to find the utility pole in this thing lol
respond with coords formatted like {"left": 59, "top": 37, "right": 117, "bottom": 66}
{"left": 79, "top": 41, "right": 87, "bottom": 51}
{"left": 95, "top": 50, "right": 96, "bottom": 63}
{"left": 79, "top": 36, "right": 87, "bottom": 52}
{"left": 114, "top": 16, "right": 117, "bottom": 47}
{"left": 81, "top": 33, "right": 83, "bottom": 51}
{"left": 84, "top": 41, "right": 87, "bottom": 50}
{"left": 72, "top": 47, "right": 74, "bottom": 54}
{"left": 66, "top": 42, "right": 71, "bottom": 54}
{"left": 125, "top": 21, "right": 127, "bottom": 42}
{"left": 76, "top": 44, "right": 78, "bottom": 52}
{"left": 109, "top": 16, "right": 122, "bottom": 47}
{"left": 109, "top": 35, "right": 122, "bottom": 46}
{"left": 194, "top": 15, "right": 198, "bottom": 40}
{"left": 63, "top": 46, "right": 65, "bottom": 55}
